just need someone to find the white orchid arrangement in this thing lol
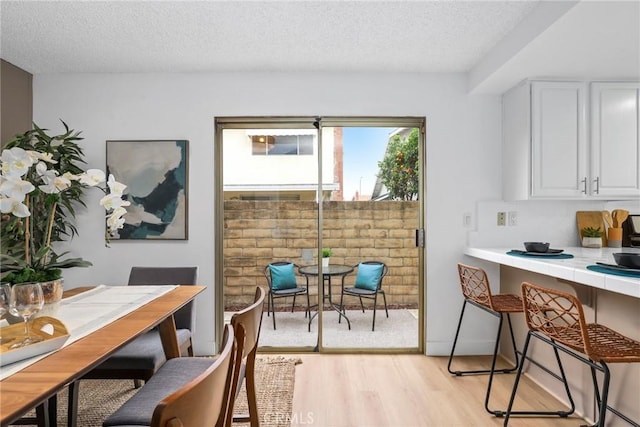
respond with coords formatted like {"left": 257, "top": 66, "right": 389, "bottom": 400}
{"left": 0, "top": 147, "right": 129, "bottom": 232}
{"left": 0, "top": 122, "right": 128, "bottom": 284}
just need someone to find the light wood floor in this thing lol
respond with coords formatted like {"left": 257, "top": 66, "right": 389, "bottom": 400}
{"left": 290, "top": 354, "right": 587, "bottom": 427}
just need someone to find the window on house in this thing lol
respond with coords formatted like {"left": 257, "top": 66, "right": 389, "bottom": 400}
{"left": 251, "top": 135, "right": 313, "bottom": 155}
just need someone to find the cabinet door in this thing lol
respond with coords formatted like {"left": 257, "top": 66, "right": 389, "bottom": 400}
{"left": 531, "top": 82, "right": 587, "bottom": 198}
{"left": 591, "top": 82, "right": 640, "bottom": 198}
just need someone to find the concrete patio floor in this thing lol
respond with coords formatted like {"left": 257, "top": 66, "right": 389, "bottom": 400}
{"left": 226, "top": 308, "right": 420, "bottom": 350}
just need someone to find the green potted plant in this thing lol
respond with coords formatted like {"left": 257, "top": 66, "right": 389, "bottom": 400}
{"left": 322, "top": 248, "right": 332, "bottom": 267}
{"left": 0, "top": 122, "right": 129, "bottom": 314}
{"left": 581, "top": 226, "right": 603, "bottom": 248}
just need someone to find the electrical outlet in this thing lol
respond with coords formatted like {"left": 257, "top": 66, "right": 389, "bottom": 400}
{"left": 497, "top": 212, "right": 506, "bottom": 226}
{"left": 508, "top": 211, "right": 517, "bottom": 226}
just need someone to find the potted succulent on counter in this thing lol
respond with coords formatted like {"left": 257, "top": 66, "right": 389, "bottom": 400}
{"left": 581, "top": 226, "right": 603, "bottom": 248}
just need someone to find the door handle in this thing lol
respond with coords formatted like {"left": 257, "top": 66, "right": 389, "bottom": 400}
{"left": 415, "top": 229, "right": 425, "bottom": 248}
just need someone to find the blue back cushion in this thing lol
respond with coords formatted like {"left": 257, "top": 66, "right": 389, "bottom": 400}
{"left": 354, "top": 263, "right": 384, "bottom": 290}
{"left": 269, "top": 263, "right": 298, "bottom": 290}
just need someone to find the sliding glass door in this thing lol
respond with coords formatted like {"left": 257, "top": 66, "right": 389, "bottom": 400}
{"left": 215, "top": 117, "right": 424, "bottom": 352}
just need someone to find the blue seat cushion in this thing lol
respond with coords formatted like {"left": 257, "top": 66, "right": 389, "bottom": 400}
{"left": 103, "top": 357, "right": 214, "bottom": 427}
{"left": 94, "top": 328, "right": 191, "bottom": 371}
{"left": 269, "top": 263, "right": 297, "bottom": 291}
{"left": 354, "top": 263, "right": 383, "bottom": 291}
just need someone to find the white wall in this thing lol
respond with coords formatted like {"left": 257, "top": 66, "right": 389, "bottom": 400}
{"left": 33, "top": 71, "right": 505, "bottom": 355}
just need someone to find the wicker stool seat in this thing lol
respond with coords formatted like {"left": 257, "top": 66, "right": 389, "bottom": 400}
{"left": 447, "top": 263, "right": 524, "bottom": 416}
{"left": 488, "top": 294, "right": 525, "bottom": 313}
{"left": 504, "top": 282, "right": 640, "bottom": 427}
{"left": 552, "top": 323, "right": 640, "bottom": 363}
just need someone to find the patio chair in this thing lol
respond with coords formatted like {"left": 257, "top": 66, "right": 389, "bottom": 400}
{"left": 264, "top": 261, "right": 310, "bottom": 330}
{"left": 339, "top": 261, "right": 389, "bottom": 331}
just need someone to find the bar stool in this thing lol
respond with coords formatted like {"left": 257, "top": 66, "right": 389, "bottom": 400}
{"left": 504, "top": 282, "right": 640, "bottom": 427}
{"left": 447, "top": 263, "right": 523, "bottom": 415}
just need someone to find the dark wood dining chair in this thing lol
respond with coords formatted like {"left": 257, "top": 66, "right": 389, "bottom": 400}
{"left": 86, "top": 266, "right": 198, "bottom": 378}
{"left": 67, "top": 266, "right": 198, "bottom": 427}
{"left": 103, "top": 323, "right": 236, "bottom": 427}
{"left": 225, "top": 286, "right": 266, "bottom": 427}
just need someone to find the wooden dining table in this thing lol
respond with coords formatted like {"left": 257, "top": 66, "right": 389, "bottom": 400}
{"left": 0, "top": 285, "right": 206, "bottom": 427}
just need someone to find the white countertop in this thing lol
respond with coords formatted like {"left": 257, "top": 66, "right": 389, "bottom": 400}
{"left": 464, "top": 246, "right": 640, "bottom": 298}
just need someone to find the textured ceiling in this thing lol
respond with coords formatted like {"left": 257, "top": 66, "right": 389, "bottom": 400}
{"left": 0, "top": 0, "right": 539, "bottom": 74}
{"left": 2, "top": 1, "right": 638, "bottom": 94}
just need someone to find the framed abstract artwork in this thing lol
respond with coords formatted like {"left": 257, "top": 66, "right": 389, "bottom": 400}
{"left": 106, "top": 140, "right": 188, "bottom": 240}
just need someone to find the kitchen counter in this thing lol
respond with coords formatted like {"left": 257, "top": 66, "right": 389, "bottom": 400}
{"left": 464, "top": 246, "right": 640, "bottom": 298}
{"left": 464, "top": 246, "right": 640, "bottom": 425}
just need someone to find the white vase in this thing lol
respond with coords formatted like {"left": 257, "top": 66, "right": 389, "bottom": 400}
{"left": 582, "top": 237, "right": 602, "bottom": 248}
{"left": 322, "top": 257, "right": 330, "bottom": 268}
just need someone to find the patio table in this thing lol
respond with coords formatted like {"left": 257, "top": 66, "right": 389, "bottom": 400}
{"left": 299, "top": 264, "right": 353, "bottom": 331}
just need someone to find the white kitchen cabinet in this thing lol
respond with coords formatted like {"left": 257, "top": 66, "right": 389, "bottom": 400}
{"left": 503, "top": 80, "right": 640, "bottom": 200}
{"left": 503, "top": 80, "right": 587, "bottom": 200}
{"left": 590, "top": 82, "right": 640, "bottom": 198}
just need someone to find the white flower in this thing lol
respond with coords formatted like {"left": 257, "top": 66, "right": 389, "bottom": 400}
{"left": 78, "top": 169, "right": 105, "bottom": 187}
{"left": 0, "top": 175, "right": 35, "bottom": 201}
{"left": 62, "top": 172, "right": 79, "bottom": 181}
{"left": 107, "top": 174, "right": 127, "bottom": 195}
{"left": 1, "top": 147, "right": 34, "bottom": 178}
{"left": 35, "top": 161, "right": 50, "bottom": 177}
{"left": 0, "top": 197, "right": 31, "bottom": 217}
{"left": 100, "top": 193, "right": 131, "bottom": 211}
{"left": 39, "top": 174, "right": 72, "bottom": 194}
{"left": 106, "top": 206, "right": 128, "bottom": 233}
{"left": 34, "top": 163, "right": 72, "bottom": 194}
{"left": 27, "top": 151, "right": 57, "bottom": 164}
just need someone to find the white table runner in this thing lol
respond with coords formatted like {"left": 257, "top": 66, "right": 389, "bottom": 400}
{"left": 0, "top": 285, "right": 176, "bottom": 380}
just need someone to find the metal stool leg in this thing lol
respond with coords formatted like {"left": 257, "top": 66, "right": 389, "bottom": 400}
{"left": 447, "top": 300, "right": 468, "bottom": 375}
{"left": 485, "top": 313, "right": 522, "bottom": 415}
{"left": 448, "top": 301, "right": 519, "bottom": 376}
{"left": 503, "top": 332, "right": 576, "bottom": 424}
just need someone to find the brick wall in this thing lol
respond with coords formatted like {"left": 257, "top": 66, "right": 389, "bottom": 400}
{"left": 224, "top": 200, "right": 419, "bottom": 309}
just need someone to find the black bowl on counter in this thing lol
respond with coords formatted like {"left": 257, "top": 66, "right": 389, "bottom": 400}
{"left": 524, "top": 242, "right": 550, "bottom": 253}
{"left": 613, "top": 253, "right": 640, "bottom": 269}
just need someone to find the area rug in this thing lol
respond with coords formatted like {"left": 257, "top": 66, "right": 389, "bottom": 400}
{"left": 232, "top": 356, "right": 302, "bottom": 427}
{"left": 11, "top": 356, "right": 301, "bottom": 427}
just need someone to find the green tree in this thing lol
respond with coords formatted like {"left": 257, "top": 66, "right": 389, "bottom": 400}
{"left": 377, "top": 128, "right": 419, "bottom": 200}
